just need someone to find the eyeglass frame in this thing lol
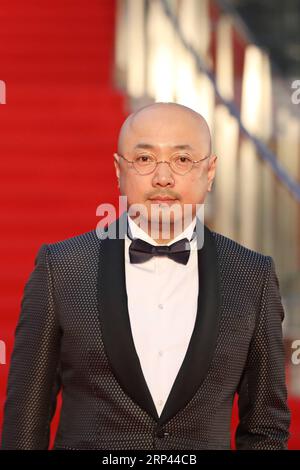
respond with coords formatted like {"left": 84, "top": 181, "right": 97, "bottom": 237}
{"left": 113, "top": 152, "right": 211, "bottom": 175}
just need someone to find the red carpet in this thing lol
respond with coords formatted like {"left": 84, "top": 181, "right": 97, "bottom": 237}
{"left": 0, "top": 0, "right": 127, "bottom": 447}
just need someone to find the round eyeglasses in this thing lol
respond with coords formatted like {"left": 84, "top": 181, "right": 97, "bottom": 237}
{"left": 113, "top": 152, "right": 210, "bottom": 175}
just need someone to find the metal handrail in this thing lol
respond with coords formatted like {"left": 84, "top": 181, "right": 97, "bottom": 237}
{"left": 160, "top": 0, "right": 300, "bottom": 203}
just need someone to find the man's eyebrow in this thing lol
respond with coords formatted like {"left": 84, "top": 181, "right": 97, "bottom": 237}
{"left": 133, "top": 143, "right": 156, "bottom": 150}
{"left": 172, "top": 144, "right": 194, "bottom": 150}
{"left": 133, "top": 143, "right": 195, "bottom": 151}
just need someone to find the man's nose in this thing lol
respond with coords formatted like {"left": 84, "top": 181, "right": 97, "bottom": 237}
{"left": 152, "top": 161, "right": 174, "bottom": 185}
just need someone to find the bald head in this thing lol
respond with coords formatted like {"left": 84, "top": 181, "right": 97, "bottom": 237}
{"left": 117, "top": 102, "right": 212, "bottom": 157}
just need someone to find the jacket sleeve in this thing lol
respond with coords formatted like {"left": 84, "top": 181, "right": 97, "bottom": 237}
{"left": 1, "top": 244, "right": 62, "bottom": 449}
{"left": 235, "top": 256, "right": 291, "bottom": 449}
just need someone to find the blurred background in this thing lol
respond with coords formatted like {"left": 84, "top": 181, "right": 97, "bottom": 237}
{"left": 0, "top": 0, "right": 299, "bottom": 449}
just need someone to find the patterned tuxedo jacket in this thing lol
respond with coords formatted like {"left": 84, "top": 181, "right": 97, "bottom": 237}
{"left": 1, "top": 212, "right": 290, "bottom": 450}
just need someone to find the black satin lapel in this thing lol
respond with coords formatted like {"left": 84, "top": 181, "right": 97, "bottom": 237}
{"left": 97, "top": 212, "right": 159, "bottom": 422}
{"left": 158, "top": 222, "right": 222, "bottom": 425}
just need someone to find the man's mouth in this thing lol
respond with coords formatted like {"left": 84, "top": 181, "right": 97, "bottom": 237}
{"left": 149, "top": 196, "right": 177, "bottom": 202}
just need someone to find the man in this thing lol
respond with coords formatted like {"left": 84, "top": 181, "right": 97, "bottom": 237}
{"left": 1, "top": 102, "right": 290, "bottom": 450}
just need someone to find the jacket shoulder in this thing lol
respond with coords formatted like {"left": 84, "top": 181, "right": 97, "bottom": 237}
{"left": 45, "top": 229, "right": 100, "bottom": 263}
{"left": 210, "top": 229, "right": 272, "bottom": 274}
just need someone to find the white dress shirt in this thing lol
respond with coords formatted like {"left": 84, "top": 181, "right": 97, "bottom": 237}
{"left": 124, "top": 215, "right": 199, "bottom": 416}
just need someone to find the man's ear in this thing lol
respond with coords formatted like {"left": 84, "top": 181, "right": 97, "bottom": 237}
{"left": 207, "top": 155, "right": 217, "bottom": 192}
{"left": 113, "top": 153, "right": 120, "bottom": 181}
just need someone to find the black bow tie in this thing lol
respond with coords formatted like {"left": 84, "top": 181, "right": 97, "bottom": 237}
{"left": 128, "top": 236, "right": 191, "bottom": 265}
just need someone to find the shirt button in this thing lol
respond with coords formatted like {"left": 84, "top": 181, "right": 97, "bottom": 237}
{"left": 157, "top": 399, "right": 163, "bottom": 407}
{"left": 158, "top": 304, "right": 163, "bottom": 309}
{"left": 158, "top": 350, "right": 163, "bottom": 357}
{"left": 156, "top": 427, "right": 169, "bottom": 438}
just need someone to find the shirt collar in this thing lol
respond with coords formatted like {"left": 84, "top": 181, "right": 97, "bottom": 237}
{"left": 126, "top": 214, "right": 197, "bottom": 246}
